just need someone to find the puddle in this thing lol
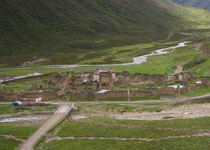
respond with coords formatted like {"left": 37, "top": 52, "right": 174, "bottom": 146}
{"left": 71, "top": 115, "right": 88, "bottom": 120}
{"left": 168, "top": 85, "right": 184, "bottom": 89}
{"left": 0, "top": 115, "right": 49, "bottom": 123}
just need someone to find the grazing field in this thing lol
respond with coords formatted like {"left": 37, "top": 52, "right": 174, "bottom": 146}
{"left": 0, "top": 37, "right": 196, "bottom": 76}
{"left": 40, "top": 137, "right": 210, "bottom": 150}
{"left": 0, "top": 122, "right": 40, "bottom": 150}
{"left": 0, "top": 104, "right": 57, "bottom": 115}
{"left": 0, "top": 136, "right": 21, "bottom": 150}
{"left": 74, "top": 103, "right": 168, "bottom": 116}
{"left": 37, "top": 116, "right": 210, "bottom": 150}
{"left": 182, "top": 87, "right": 210, "bottom": 97}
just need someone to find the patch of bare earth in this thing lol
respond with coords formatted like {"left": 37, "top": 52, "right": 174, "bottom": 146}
{"left": 110, "top": 104, "right": 210, "bottom": 120}
{"left": 46, "top": 132, "right": 210, "bottom": 143}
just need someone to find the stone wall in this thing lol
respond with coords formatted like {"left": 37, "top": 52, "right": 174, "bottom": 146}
{"left": 133, "top": 73, "right": 169, "bottom": 83}
{"left": 21, "top": 92, "right": 58, "bottom": 100}
{"left": 95, "top": 87, "right": 177, "bottom": 99}
{"left": 203, "top": 47, "right": 210, "bottom": 57}
{"left": 0, "top": 91, "right": 58, "bottom": 101}
{"left": 0, "top": 93, "right": 19, "bottom": 101}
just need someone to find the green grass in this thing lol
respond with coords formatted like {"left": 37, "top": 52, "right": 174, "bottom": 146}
{"left": 1, "top": 0, "right": 210, "bottom": 66}
{"left": 39, "top": 116, "right": 210, "bottom": 150}
{"left": 82, "top": 117, "right": 210, "bottom": 130}
{"left": 41, "top": 137, "right": 210, "bottom": 150}
{"left": 0, "top": 122, "right": 40, "bottom": 149}
{"left": 57, "top": 121, "right": 194, "bottom": 138}
{"left": 0, "top": 75, "right": 52, "bottom": 92}
{"left": 0, "top": 41, "right": 195, "bottom": 76}
{"left": 182, "top": 87, "right": 210, "bottom": 97}
{"left": 0, "top": 136, "right": 21, "bottom": 150}
{"left": 187, "top": 58, "right": 210, "bottom": 77}
{"left": 0, "top": 0, "right": 185, "bottom": 66}
{"left": 0, "top": 105, "right": 57, "bottom": 115}
{"left": 74, "top": 103, "right": 168, "bottom": 115}
{"left": 0, "top": 122, "right": 39, "bottom": 139}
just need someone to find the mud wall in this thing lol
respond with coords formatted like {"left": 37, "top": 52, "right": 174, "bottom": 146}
{"left": 0, "top": 91, "right": 58, "bottom": 101}
{"left": 95, "top": 87, "right": 177, "bottom": 99}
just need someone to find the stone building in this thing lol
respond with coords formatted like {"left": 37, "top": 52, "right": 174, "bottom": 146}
{"left": 99, "top": 71, "right": 114, "bottom": 90}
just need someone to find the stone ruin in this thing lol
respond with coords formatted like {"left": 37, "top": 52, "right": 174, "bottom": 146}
{"left": 201, "top": 77, "right": 210, "bottom": 87}
{"left": 177, "top": 72, "right": 196, "bottom": 83}
{"left": 203, "top": 47, "right": 210, "bottom": 57}
{"left": 16, "top": 69, "right": 205, "bottom": 101}
{"left": 133, "top": 73, "right": 170, "bottom": 84}
{"left": 30, "top": 69, "right": 117, "bottom": 100}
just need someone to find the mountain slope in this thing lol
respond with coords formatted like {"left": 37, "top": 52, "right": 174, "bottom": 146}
{"left": 0, "top": 0, "right": 210, "bottom": 65}
{"left": 172, "top": 0, "right": 210, "bottom": 9}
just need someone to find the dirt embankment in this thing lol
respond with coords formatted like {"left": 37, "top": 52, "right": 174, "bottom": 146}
{"left": 110, "top": 103, "right": 210, "bottom": 120}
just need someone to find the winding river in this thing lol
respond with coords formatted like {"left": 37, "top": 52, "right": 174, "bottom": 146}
{"left": 46, "top": 41, "right": 191, "bottom": 69}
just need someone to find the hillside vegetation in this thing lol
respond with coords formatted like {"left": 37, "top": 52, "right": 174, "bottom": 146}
{"left": 0, "top": 0, "right": 210, "bottom": 65}
{"left": 172, "top": 0, "right": 210, "bottom": 9}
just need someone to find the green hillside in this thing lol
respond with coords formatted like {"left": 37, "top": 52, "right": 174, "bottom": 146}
{"left": 172, "top": 0, "right": 210, "bottom": 9}
{"left": 0, "top": 0, "right": 210, "bottom": 65}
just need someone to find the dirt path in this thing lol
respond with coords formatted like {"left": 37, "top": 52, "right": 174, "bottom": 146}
{"left": 19, "top": 105, "right": 73, "bottom": 150}
{"left": 43, "top": 99, "right": 174, "bottom": 106}
{"left": 69, "top": 120, "right": 210, "bottom": 133}
{"left": 46, "top": 132, "right": 210, "bottom": 143}
{"left": 110, "top": 103, "right": 210, "bottom": 120}
{"left": 0, "top": 134, "right": 25, "bottom": 142}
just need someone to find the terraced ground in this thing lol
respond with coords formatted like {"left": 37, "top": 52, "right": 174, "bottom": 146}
{"left": 36, "top": 114, "right": 210, "bottom": 150}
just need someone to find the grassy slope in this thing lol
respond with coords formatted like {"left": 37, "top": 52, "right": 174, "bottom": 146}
{"left": 172, "top": 0, "right": 210, "bottom": 10}
{"left": 0, "top": 0, "right": 210, "bottom": 65}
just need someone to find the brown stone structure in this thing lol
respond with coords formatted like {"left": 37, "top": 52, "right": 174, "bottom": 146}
{"left": 0, "top": 91, "right": 58, "bottom": 101}
{"left": 133, "top": 73, "right": 170, "bottom": 84}
{"left": 99, "top": 71, "right": 114, "bottom": 90}
{"left": 178, "top": 72, "right": 195, "bottom": 82}
{"left": 203, "top": 47, "right": 210, "bottom": 56}
{"left": 95, "top": 87, "right": 178, "bottom": 99}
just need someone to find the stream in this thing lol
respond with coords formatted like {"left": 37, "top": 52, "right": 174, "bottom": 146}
{"left": 0, "top": 115, "right": 88, "bottom": 123}
{"left": 0, "top": 115, "right": 50, "bottom": 123}
{"left": 45, "top": 41, "right": 191, "bottom": 69}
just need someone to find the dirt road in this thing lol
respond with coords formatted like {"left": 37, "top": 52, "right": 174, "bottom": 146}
{"left": 19, "top": 105, "right": 73, "bottom": 150}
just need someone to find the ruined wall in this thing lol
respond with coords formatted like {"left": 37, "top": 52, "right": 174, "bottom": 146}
{"left": 21, "top": 92, "right": 58, "bottom": 100}
{"left": 177, "top": 73, "right": 195, "bottom": 83}
{"left": 95, "top": 86, "right": 181, "bottom": 99}
{"left": 0, "top": 91, "right": 58, "bottom": 101}
{"left": 95, "top": 87, "right": 175, "bottom": 99}
{"left": 202, "top": 78, "right": 210, "bottom": 87}
{"left": 133, "top": 73, "right": 169, "bottom": 84}
{"left": 95, "top": 91, "right": 153, "bottom": 99}
{"left": 0, "top": 93, "right": 19, "bottom": 101}
{"left": 203, "top": 47, "right": 210, "bottom": 57}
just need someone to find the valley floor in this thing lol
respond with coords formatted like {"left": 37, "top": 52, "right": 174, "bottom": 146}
{"left": 35, "top": 100, "right": 210, "bottom": 150}
{"left": 1, "top": 29, "right": 210, "bottom": 150}
{"left": 1, "top": 97, "right": 210, "bottom": 150}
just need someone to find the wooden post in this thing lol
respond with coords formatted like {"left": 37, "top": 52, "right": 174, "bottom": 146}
{"left": 128, "top": 89, "right": 131, "bottom": 102}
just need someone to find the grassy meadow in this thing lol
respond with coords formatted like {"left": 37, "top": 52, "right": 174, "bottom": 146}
{"left": 37, "top": 116, "right": 210, "bottom": 150}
